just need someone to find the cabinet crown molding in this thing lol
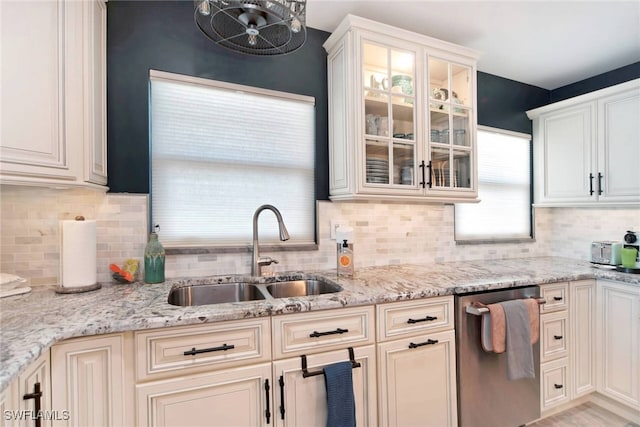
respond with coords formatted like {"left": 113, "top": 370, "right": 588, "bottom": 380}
{"left": 526, "top": 78, "right": 640, "bottom": 119}
{"left": 323, "top": 14, "right": 480, "bottom": 61}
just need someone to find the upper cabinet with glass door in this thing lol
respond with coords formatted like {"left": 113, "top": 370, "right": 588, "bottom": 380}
{"left": 324, "top": 15, "right": 479, "bottom": 202}
{"left": 428, "top": 58, "right": 473, "bottom": 191}
{"left": 363, "top": 42, "right": 418, "bottom": 192}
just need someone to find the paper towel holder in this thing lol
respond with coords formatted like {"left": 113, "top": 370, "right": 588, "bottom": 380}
{"left": 54, "top": 282, "right": 102, "bottom": 294}
{"left": 54, "top": 216, "right": 102, "bottom": 294}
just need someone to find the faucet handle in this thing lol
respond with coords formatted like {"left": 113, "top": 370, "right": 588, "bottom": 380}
{"left": 257, "top": 256, "right": 279, "bottom": 267}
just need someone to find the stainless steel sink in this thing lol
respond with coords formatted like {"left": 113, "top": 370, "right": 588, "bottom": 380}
{"left": 266, "top": 279, "right": 342, "bottom": 298}
{"left": 167, "top": 283, "right": 266, "bottom": 306}
{"left": 168, "top": 277, "right": 343, "bottom": 306}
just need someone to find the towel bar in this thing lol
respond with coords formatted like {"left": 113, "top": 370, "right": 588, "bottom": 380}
{"left": 300, "top": 347, "right": 361, "bottom": 378}
{"left": 465, "top": 297, "right": 546, "bottom": 316}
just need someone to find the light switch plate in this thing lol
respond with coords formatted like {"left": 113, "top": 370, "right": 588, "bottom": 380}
{"left": 330, "top": 220, "right": 345, "bottom": 240}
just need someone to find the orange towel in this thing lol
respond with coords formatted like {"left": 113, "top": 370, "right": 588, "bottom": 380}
{"left": 488, "top": 303, "right": 507, "bottom": 353}
{"left": 478, "top": 298, "right": 540, "bottom": 354}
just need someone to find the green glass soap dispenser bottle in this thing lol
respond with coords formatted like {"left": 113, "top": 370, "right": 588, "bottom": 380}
{"left": 144, "top": 225, "right": 165, "bottom": 284}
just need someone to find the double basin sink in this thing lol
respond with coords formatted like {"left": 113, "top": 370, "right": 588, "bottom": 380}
{"left": 168, "top": 276, "right": 342, "bottom": 306}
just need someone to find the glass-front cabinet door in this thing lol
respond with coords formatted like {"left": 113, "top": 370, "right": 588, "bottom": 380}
{"left": 324, "top": 15, "right": 478, "bottom": 201}
{"left": 427, "top": 57, "right": 474, "bottom": 191}
{"left": 362, "top": 41, "right": 418, "bottom": 191}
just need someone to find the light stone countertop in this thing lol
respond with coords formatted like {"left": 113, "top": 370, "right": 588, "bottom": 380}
{"left": 1, "top": 256, "right": 638, "bottom": 393}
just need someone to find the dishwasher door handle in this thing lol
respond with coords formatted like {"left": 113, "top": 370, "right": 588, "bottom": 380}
{"left": 465, "top": 297, "right": 546, "bottom": 315}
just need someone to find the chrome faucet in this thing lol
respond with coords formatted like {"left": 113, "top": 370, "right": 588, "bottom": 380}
{"left": 252, "top": 204, "right": 290, "bottom": 276}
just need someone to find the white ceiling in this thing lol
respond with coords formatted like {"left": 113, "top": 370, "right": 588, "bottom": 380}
{"left": 305, "top": 1, "right": 640, "bottom": 90}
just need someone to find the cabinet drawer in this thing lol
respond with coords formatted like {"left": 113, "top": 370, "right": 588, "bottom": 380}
{"left": 541, "top": 311, "right": 569, "bottom": 363}
{"left": 272, "top": 306, "right": 375, "bottom": 359}
{"left": 135, "top": 318, "right": 271, "bottom": 382}
{"left": 376, "top": 296, "right": 453, "bottom": 342}
{"left": 541, "top": 358, "right": 570, "bottom": 411}
{"left": 540, "top": 282, "right": 569, "bottom": 313}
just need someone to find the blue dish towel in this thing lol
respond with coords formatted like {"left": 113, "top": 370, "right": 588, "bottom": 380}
{"left": 324, "top": 361, "right": 356, "bottom": 427}
{"left": 501, "top": 299, "right": 535, "bottom": 381}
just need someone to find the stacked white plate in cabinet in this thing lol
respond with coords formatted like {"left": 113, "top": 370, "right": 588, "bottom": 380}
{"left": 366, "top": 157, "right": 389, "bottom": 184}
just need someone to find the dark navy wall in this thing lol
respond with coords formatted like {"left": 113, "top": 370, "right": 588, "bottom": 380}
{"left": 477, "top": 72, "right": 550, "bottom": 135}
{"left": 106, "top": 1, "right": 639, "bottom": 196}
{"left": 550, "top": 62, "right": 640, "bottom": 103}
{"left": 107, "top": 0, "right": 330, "bottom": 196}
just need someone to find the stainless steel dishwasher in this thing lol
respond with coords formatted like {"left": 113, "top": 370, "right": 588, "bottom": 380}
{"left": 455, "top": 286, "right": 541, "bottom": 427}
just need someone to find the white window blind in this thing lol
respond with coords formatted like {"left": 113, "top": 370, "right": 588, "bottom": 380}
{"left": 455, "top": 127, "right": 532, "bottom": 241}
{"left": 149, "top": 70, "right": 316, "bottom": 247}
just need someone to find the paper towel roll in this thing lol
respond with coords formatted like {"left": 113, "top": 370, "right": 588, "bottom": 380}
{"left": 60, "top": 219, "right": 97, "bottom": 288}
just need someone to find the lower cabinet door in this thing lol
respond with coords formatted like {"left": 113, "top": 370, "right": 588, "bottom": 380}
{"left": 136, "top": 363, "right": 272, "bottom": 427}
{"left": 15, "top": 352, "right": 52, "bottom": 427}
{"left": 51, "top": 334, "right": 132, "bottom": 427}
{"left": 377, "top": 329, "right": 457, "bottom": 427}
{"left": 570, "top": 279, "right": 596, "bottom": 398}
{"left": 541, "top": 358, "right": 570, "bottom": 411}
{"left": 272, "top": 345, "right": 377, "bottom": 427}
{"left": 597, "top": 280, "right": 640, "bottom": 409}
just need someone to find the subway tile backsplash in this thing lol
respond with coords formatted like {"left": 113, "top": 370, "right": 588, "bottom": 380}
{"left": 1, "top": 186, "right": 638, "bottom": 285}
{"left": 1, "top": 186, "right": 148, "bottom": 285}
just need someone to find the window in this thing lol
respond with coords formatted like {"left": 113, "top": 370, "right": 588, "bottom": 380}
{"left": 149, "top": 70, "right": 316, "bottom": 248}
{"left": 454, "top": 126, "right": 532, "bottom": 241}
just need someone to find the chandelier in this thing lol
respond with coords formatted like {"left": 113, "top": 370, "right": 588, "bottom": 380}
{"left": 194, "top": 0, "right": 307, "bottom": 56}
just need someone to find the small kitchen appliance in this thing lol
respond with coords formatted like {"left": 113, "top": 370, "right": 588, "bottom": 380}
{"left": 590, "top": 241, "right": 622, "bottom": 266}
{"left": 622, "top": 230, "right": 640, "bottom": 268}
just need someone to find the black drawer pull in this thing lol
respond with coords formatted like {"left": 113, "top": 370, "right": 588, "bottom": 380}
{"left": 409, "top": 339, "right": 438, "bottom": 349}
{"left": 184, "top": 343, "right": 235, "bottom": 356}
{"left": 553, "top": 335, "right": 563, "bottom": 340}
{"left": 554, "top": 384, "right": 563, "bottom": 389}
{"left": 589, "top": 173, "right": 594, "bottom": 195}
{"left": 309, "top": 328, "right": 348, "bottom": 338}
{"left": 407, "top": 315, "right": 438, "bottom": 324}
{"left": 279, "top": 376, "right": 285, "bottom": 420}
{"left": 553, "top": 296, "right": 563, "bottom": 301}
{"left": 264, "top": 379, "right": 271, "bottom": 424}
{"left": 597, "top": 172, "right": 603, "bottom": 195}
{"left": 23, "top": 382, "right": 43, "bottom": 427}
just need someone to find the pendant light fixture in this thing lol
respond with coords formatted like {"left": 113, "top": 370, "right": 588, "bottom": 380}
{"left": 194, "top": 0, "right": 307, "bottom": 56}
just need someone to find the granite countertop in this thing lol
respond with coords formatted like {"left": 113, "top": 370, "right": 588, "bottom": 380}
{"left": 1, "top": 256, "right": 638, "bottom": 392}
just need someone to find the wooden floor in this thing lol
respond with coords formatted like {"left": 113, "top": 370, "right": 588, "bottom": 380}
{"left": 528, "top": 402, "right": 639, "bottom": 427}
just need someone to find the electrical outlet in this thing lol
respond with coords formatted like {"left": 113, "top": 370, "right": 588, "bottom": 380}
{"left": 330, "top": 220, "right": 344, "bottom": 240}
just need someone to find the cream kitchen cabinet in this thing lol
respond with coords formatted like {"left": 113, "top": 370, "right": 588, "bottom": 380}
{"left": 271, "top": 306, "right": 377, "bottom": 426}
{"left": 527, "top": 78, "right": 640, "bottom": 206}
{"left": 376, "top": 297, "right": 458, "bottom": 427}
{"left": 134, "top": 318, "right": 272, "bottom": 426}
{"left": 324, "top": 15, "right": 479, "bottom": 202}
{"left": 569, "top": 279, "right": 596, "bottom": 399}
{"left": 0, "top": 0, "right": 107, "bottom": 189}
{"left": 540, "top": 280, "right": 597, "bottom": 412}
{"left": 0, "top": 385, "right": 12, "bottom": 427}
{"left": 596, "top": 279, "right": 640, "bottom": 411}
{"left": 272, "top": 346, "right": 377, "bottom": 427}
{"left": 2, "top": 352, "right": 52, "bottom": 427}
{"left": 50, "top": 333, "right": 134, "bottom": 427}
{"left": 540, "top": 282, "right": 571, "bottom": 411}
{"left": 136, "top": 363, "right": 272, "bottom": 427}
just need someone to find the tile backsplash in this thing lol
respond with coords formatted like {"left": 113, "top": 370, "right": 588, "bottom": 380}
{"left": 1, "top": 186, "right": 148, "bottom": 285}
{"left": 1, "top": 185, "right": 638, "bottom": 285}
